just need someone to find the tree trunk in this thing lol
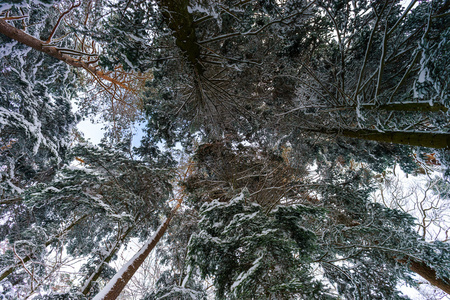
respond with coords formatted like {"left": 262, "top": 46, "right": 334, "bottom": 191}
{"left": 397, "top": 258, "right": 450, "bottom": 295}
{"left": 82, "top": 225, "right": 135, "bottom": 295}
{"left": 0, "top": 19, "right": 129, "bottom": 90}
{"left": 158, "top": 0, "right": 204, "bottom": 75}
{"left": 360, "top": 102, "right": 448, "bottom": 113}
{"left": 92, "top": 203, "right": 181, "bottom": 300}
{"left": 304, "top": 126, "right": 450, "bottom": 149}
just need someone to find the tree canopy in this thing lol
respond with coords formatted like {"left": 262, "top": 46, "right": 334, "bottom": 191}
{"left": 1, "top": 0, "right": 450, "bottom": 299}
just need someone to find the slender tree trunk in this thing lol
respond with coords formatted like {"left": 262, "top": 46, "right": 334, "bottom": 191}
{"left": 157, "top": 0, "right": 204, "bottom": 75}
{"left": 0, "top": 19, "right": 129, "bottom": 90}
{"left": 0, "top": 214, "right": 87, "bottom": 282}
{"left": 304, "top": 126, "right": 450, "bottom": 148}
{"left": 92, "top": 203, "right": 181, "bottom": 300}
{"left": 397, "top": 258, "right": 450, "bottom": 295}
{"left": 82, "top": 225, "right": 135, "bottom": 295}
{"left": 360, "top": 102, "right": 448, "bottom": 113}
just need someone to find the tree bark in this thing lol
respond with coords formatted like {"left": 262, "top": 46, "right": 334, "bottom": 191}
{"left": 304, "top": 126, "right": 450, "bottom": 149}
{"left": 361, "top": 102, "right": 448, "bottom": 113}
{"left": 157, "top": 0, "right": 204, "bottom": 75}
{"left": 81, "top": 225, "right": 134, "bottom": 295}
{"left": 0, "top": 19, "right": 129, "bottom": 90}
{"left": 397, "top": 258, "right": 450, "bottom": 295}
{"left": 92, "top": 204, "right": 181, "bottom": 300}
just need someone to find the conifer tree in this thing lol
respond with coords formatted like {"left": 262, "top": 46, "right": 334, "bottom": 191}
{"left": 1, "top": 0, "right": 450, "bottom": 299}
{"left": 181, "top": 142, "right": 450, "bottom": 299}
{"left": 0, "top": 143, "right": 173, "bottom": 298}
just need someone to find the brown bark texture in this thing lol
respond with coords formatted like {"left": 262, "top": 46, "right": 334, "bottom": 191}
{"left": 93, "top": 204, "right": 180, "bottom": 300}
{"left": 305, "top": 126, "right": 450, "bottom": 149}
{"left": 0, "top": 19, "right": 129, "bottom": 90}
{"left": 398, "top": 258, "right": 450, "bottom": 295}
{"left": 340, "top": 129, "right": 450, "bottom": 149}
{"left": 82, "top": 225, "right": 135, "bottom": 295}
{"left": 361, "top": 102, "right": 448, "bottom": 113}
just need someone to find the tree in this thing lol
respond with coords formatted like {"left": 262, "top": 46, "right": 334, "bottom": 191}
{"left": 188, "top": 192, "right": 328, "bottom": 299}
{"left": 0, "top": 12, "right": 78, "bottom": 199}
{"left": 0, "top": 143, "right": 173, "bottom": 298}
{"left": 276, "top": 0, "right": 450, "bottom": 148}
{"left": 1, "top": 10, "right": 79, "bottom": 295}
{"left": 92, "top": 152, "right": 196, "bottom": 300}
{"left": 129, "top": 0, "right": 450, "bottom": 148}
{"left": 91, "top": 202, "right": 181, "bottom": 300}
{"left": 0, "top": 0, "right": 151, "bottom": 142}
{"left": 181, "top": 142, "right": 450, "bottom": 299}
{"left": 2, "top": 0, "right": 450, "bottom": 299}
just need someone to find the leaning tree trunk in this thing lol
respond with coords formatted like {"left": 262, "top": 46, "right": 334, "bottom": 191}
{"left": 397, "top": 257, "right": 450, "bottom": 295}
{"left": 303, "top": 126, "right": 450, "bottom": 149}
{"left": 360, "top": 102, "right": 448, "bottom": 113}
{"left": 92, "top": 203, "right": 181, "bottom": 300}
{"left": 81, "top": 225, "right": 135, "bottom": 295}
{"left": 0, "top": 19, "right": 129, "bottom": 90}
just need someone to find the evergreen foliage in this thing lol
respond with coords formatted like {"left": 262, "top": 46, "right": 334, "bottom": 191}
{"left": 0, "top": 20, "right": 77, "bottom": 197}
{"left": 0, "top": 144, "right": 172, "bottom": 297}
{"left": 188, "top": 192, "right": 327, "bottom": 299}
{"left": 1, "top": 0, "right": 450, "bottom": 299}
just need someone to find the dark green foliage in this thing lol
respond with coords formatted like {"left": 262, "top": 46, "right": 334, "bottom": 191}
{"left": 1, "top": 0, "right": 450, "bottom": 298}
{"left": 188, "top": 193, "right": 328, "bottom": 299}
{"left": 0, "top": 143, "right": 173, "bottom": 296}
{"left": 143, "top": 285, "right": 206, "bottom": 300}
{"left": 97, "top": 1, "right": 159, "bottom": 72}
{"left": 0, "top": 34, "right": 78, "bottom": 198}
{"left": 180, "top": 140, "right": 450, "bottom": 299}
{"left": 407, "top": 0, "right": 450, "bottom": 105}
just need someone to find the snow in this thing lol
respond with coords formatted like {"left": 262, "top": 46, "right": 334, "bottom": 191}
{"left": 230, "top": 254, "right": 263, "bottom": 294}
{"left": 181, "top": 265, "right": 191, "bottom": 288}
{"left": 92, "top": 221, "right": 166, "bottom": 300}
{"left": 258, "top": 229, "right": 277, "bottom": 236}
{"left": 158, "top": 285, "right": 203, "bottom": 299}
{"left": 42, "top": 186, "right": 61, "bottom": 193}
{"left": 224, "top": 211, "right": 259, "bottom": 233}
{"left": 6, "top": 179, "right": 23, "bottom": 194}
{"left": 202, "top": 191, "right": 249, "bottom": 215}
{"left": 212, "top": 221, "right": 223, "bottom": 228}
{"left": 188, "top": 4, "right": 210, "bottom": 15}
{"left": 0, "top": 41, "right": 18, "bottom": 59}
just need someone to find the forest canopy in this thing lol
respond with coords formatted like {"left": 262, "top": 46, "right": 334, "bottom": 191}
{"left": 1, "top": 0, "right": 450, "bottom": 299}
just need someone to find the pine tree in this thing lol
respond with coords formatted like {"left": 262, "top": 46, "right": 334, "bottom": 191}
{"left": 188, "top": 192, "right": 329, "bottom": 299}
{"left": 180, "top": 142, "right": 450, "bottom": 299}
{"left": 0, "top": 13, "right": 78, "bottom": 198}
{"left": 0, "top": 143, "right": 173, "bottom": 298}
{"left": 2, "top": 1, "right": 450, "bottom": 298}
{"left": 275, "top": 0, "right": 450, "bottom": 149}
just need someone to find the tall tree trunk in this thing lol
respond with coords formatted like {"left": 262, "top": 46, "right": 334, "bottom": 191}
{"left": 0, "top": 19, "right": 129, "bottom": 90}
{"left": 304, "top": 126, "right": 450, "bottom": 148}
{"left": 360, "top": 102, "right": 448, "bottom": 113}
{"left": 92, "top": 203, "right": 181, "bottom": 300}
{"left": 82, "top": 225, "right": 135, "bottom": 295}
{"left": 397, "top": 258, "right": 450, "bottom": 295}
{"left": 158, "top": 0, "right": 204, "bottom": 75}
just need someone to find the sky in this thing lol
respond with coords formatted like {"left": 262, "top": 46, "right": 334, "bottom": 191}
{"left": 77, "top": 118, "right": 145, "bottom": 148}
